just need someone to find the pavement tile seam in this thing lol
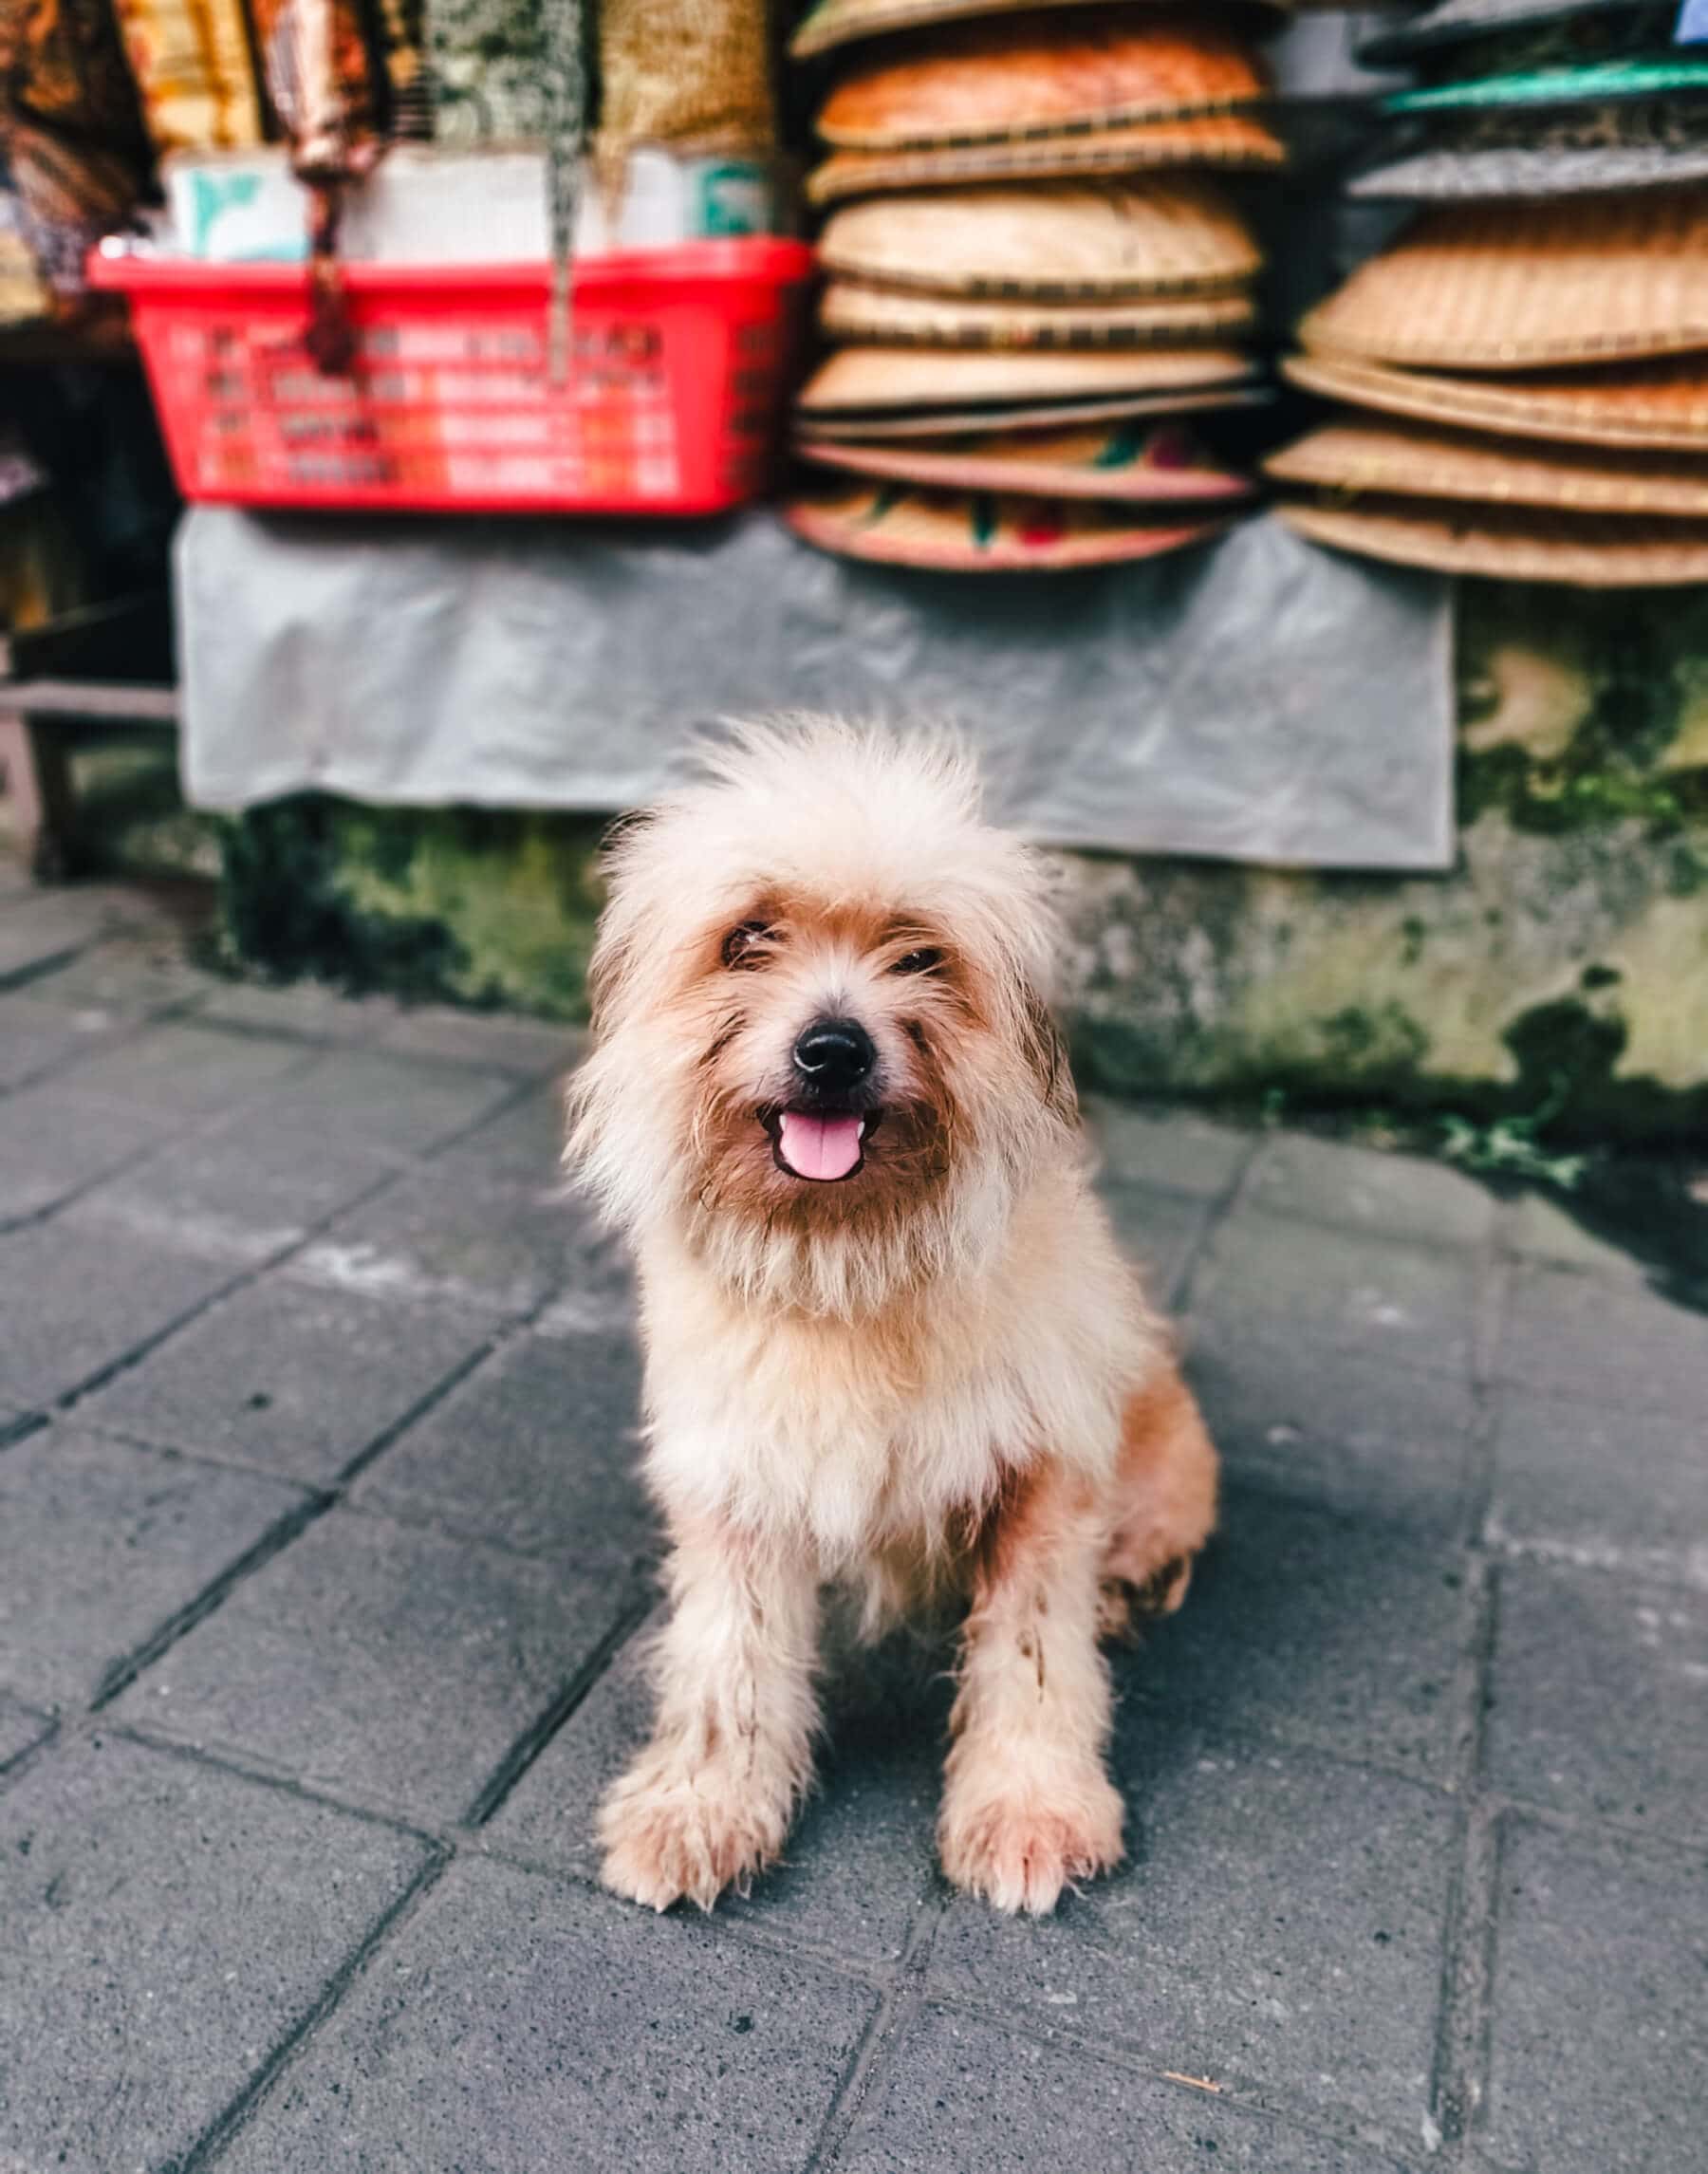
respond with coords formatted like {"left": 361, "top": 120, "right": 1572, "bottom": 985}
{"left": 177, "top": 1005, "right": 574, "bottom": 1088}
{"left": 22, "top": 1076, "right": 539, "bottom": 1435}
{"left": 56, "top": 1418, "right": 663, "bottom": 1584}
{"left": 804, "top": 1896, "right": 947, "bottom": 2174}
{"left": 88, "top": 1482, "right": 327, "bottom": 1714}
{"left": 65, "top": 1332, "right": 514, "bottom": 1716}
{"left": 106, "top": 1719, "right": 451, "bottom": 1850}
{"left": 1114, "top": 1684, "right": 1467, "bottom": 1801}
{"left": 0, "top": 938, "right": 89, "bottom": 995}
{"left": 1413, "top": 1227, "right": 1507, "bottom": 2165}
{"left": 1159, "top": 1127, "right": 1266, "bottom": 1318}
{"left": 0, "top": 1121, "right": 205, "bottom": 1242}
{"left": 1240, "top": 1132, "right": 1501, "bottom": 1261}
{"left": 465, "top": 1585, "right": 659, "bottom": 1828}
{"left": 92, "top": 1716, "right": 926, "bottom": 2003}
{"left": 329, "top": 1485, "right": 666, "bottom": 1575}
{"left": 173, "top": 1849, "right": 455, "bottom": 2174}
{"left": 0, "top": 1015, "right": 332, "bottom": 1210}
{"left": 909, "top": 1986, "right": 1439, "bottom": 2172}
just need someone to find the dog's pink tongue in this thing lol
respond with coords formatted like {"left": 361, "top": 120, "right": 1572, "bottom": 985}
{"left": 778, "top": 1111, "right": 863, "bottom": 1180}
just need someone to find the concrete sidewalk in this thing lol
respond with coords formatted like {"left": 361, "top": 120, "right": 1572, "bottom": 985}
{"left": 0, "top": 881, "right": 1703, "bottom": 2174}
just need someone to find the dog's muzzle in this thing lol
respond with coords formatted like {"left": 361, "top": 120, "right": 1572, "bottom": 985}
{"left": 769, "top": 1017, "right": 879, "bottom": 1180}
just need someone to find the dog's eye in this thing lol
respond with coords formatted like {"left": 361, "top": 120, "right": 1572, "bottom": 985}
{"left": 721, "top": 920, "right": 775, "bottom": 969}
{"left": 891, "top": 947, "right": 942, "bottom": 976}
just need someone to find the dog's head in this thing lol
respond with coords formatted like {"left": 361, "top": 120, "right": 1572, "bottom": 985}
{"left": 566, "top": 718, "right": 1076, "bottom": 1316}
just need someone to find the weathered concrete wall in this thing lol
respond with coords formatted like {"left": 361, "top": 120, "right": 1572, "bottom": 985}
{"left": 214, "top": 584, "right": 1708, "bottom": 1137}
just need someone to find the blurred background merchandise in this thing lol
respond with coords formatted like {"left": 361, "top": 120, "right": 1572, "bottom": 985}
{"left": 0, "top": 0, "right": 1705, "bottom": 1138}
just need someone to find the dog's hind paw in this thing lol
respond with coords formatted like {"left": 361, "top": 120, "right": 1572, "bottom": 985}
{"left": 938, "top": 1770, "right": 1123, "bottom": 1916}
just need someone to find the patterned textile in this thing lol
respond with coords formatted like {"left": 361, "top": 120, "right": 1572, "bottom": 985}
{"left": 1, "top": 0, "right": 153, "bottom": 308}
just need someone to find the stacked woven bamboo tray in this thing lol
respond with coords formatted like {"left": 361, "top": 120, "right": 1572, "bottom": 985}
{"left": 1268, "top": 0, "right": 1708, "bottom": 585}
{"left": 784, "top": 0, "right": 1290, "bottom": 569}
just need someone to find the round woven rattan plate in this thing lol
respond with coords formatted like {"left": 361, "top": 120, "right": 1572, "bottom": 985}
{"left": 796, "top": 418, "right": 1256, "bottom": 499}
{"left": 807, "top": 115, "right": 1287, "bottom": 206}
{"left": 1265, "top": 414, "right": 1708, "bottom": 512}
{"left": 799, "top": 342, "right": 1259, "bottom": 410}
{"left": 817, "top": 19, "right": 1267, "bottom": 152}
{"left": 795, "top": 383, "right": 1272, "bottom": 437}
{"left": 793, "top": 0, "right": 1289, "bottom": 64}
{"left": 818, "top": 179, "right": 1261, "bottom": 297}
{"left": 819, "top": 278, "right": 1256, "bottom": 345}
{"left": 1279, "top": 493, "right": 1708, "bottom": 584}
{"left": 1282, "top": 348, "right": 1708, "bottom": 448}
{"left": 1297, "top": 191, "right": 1708, "bottom": 369}
{"left": 785, "top": 478, "right": 1234, "bottom": 568}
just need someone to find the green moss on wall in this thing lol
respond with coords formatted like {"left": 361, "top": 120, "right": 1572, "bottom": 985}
{"left": 216, "top": 797, "right": 605, "bottom": 1017}
{"left": 211, "top": 580, "right": 1708, "bottom": 1138}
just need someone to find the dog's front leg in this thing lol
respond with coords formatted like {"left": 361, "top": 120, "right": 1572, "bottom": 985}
{"left": 939, "top": 1459, "right": 1123, "bottom": 1915}
{"left": 599, "top": 1520, "right": 819, "bottom": 1912}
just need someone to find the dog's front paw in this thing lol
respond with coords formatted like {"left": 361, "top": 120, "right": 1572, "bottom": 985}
{"left": 938, "top": 1767, "right": 1124, "bottom": 1915}
{"left": 598, "top": 1751, "right": 791, "bottom": 1913}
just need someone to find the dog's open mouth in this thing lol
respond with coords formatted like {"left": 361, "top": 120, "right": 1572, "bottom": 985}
{"left": 763, "top": 1107, "right": 880, "bottom": 1181}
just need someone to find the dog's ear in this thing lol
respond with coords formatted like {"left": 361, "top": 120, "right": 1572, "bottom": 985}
{"left": 1021, "top": 985, "right": 1078, "bottom": 1124}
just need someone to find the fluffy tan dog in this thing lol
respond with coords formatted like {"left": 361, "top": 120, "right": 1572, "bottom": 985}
{"left": 566, "top": 718, "right": 1217, "bottom": 1915}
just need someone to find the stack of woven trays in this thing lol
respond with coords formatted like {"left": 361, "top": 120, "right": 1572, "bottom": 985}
{"left": 1266, "top": 0, "right": 1708, "bottom": 585}
{"left": 783, "top": 0, "right": 1290, "bottom": 570}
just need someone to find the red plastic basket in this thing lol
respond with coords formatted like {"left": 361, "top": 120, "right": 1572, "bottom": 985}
{"left": 88, "top": 240, "right": 817, "bottom": 515}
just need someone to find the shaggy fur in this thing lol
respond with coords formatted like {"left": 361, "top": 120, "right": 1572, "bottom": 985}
{"left": 566, "top": 719, "right": 1218, "bottom": 1915}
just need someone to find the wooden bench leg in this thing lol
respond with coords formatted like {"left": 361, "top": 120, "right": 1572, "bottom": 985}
{"left": 0, "top": 707, "right": 78, "bottom": 881}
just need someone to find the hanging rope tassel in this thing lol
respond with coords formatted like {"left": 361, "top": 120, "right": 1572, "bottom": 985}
{"left": 539, "top": 0, "right": 586, "bottom": 384}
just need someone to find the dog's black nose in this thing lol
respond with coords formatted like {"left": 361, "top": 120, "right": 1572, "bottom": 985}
{"left": 793, "top": 1018, "right": 875, "bottom": 1095}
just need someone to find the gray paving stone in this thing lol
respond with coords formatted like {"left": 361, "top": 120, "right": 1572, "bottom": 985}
{"left": 355, "top": 1329, "right": 651, "bottom": 1558}
{"left": 424, "top": 1082, "right": 569, "bottom": 1189}
{"left": 0, "top": 1426, "right": 305, "bottom": 1706}
{"left": 288, "top": 1161, "right": 588, "bottom": 1317}
{"left": 1482, "top": 1818, "right": 1708, "bottom": 2174}
{"left": 0, "top": 1080, "right": 182, "bottom": 1223}
{"left": 0, "top": 887, "right": 117, "bottom": 981}
{"left": 1187, "top": 1323, "right": 1476, "bottom": 1533}
{"left": 25, "top": 927, "right": 215, "bottom": 1011}
{"left": 60, "top": 1017, "right": 313, "bottom": 1116}
{"left": 1134, "top": 1485, "right": 1467, "bottom": 1778}
{"left": 1095, "top": 1181, "right": 1209, "bottom": 1307}
{"left": 116, "top": 1508, "right": 639, "bottom": 1820}
{"left": 1086, "top": 1098, "right": 1253, "bottom": 1198}
{"left": 488, "top": 1616, "right": 655, "bottom": 1878}
{"left": 1193, "top": 1211, "right": 1479, "bottom": 1378}
{"left": 218, "top": 1856, "right": 877, "bottom": 2174}
{"left": 375, "top": 1003, "right": 583, "bottom": 1076}
{"left": 841, "top": 2005, "right": 1413, "bottom": 2174}
{"left": 0, "top": 1733, "right": 430, "bottom": 2172}
{"left": 0, "top": 1692, "right": 52, "bottom": 1772}
{"left": 1505, "top": 1190, "right": 1644, "bottom": 1282}
{"left": 1247, "top": 1133, "right": 1494, "bottom": 1251}
{"left": 84, "top": 1278, "right": 494, "bottom": 1485}
{"left": 195, "top": 976, "right": 395, "bottom": 1041}
{"left": 1484, "top": 1561, "right": 1708, "bottom": 1845}
{"left": 0, "top": 991, "right": 127, "bottom": 1088}
{"left": 931, "top": 1725, "right": 1454, "bottom": 2133}
{"left": 493, "top": 1625, "right": 946, "bottom": 1966}
{"left": 1488, "top": 1386, "right": 1708, "bottom": 1578}
{"left": 244, "top": 1047, "right": 518, "bottom": 1161}
{"left": 1497, "top": 1267, "right": 1705, "bottom": 1419}
{"left": 0, "top": 1217, "right": 235, "bottom": 1403}
{"left": 69, "top": 1103, "right": 401, "bottom": 1261}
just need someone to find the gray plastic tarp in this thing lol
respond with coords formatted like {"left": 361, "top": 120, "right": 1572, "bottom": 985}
{"left": 176, "top": 507, "right": 1453, "bottom": 870}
